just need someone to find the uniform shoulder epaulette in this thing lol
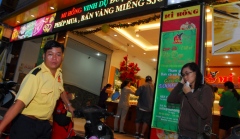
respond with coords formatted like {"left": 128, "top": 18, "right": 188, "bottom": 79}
{"left": 31, "top": 67, "right": 41, "bottom": 75}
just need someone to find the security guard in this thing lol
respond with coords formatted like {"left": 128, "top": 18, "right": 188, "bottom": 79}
{"left": 0, "top": 40, "right": 75, "bottom": 139}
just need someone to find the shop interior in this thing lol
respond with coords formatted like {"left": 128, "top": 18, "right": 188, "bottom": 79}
{"left": 2, "top": 0, "right": 240, "bottom": 137}
{"left": 11, "top": 3, "right": 240, "bottom": 114}
{"left": 70, "top": 4, "right": 240, "bottom": 117}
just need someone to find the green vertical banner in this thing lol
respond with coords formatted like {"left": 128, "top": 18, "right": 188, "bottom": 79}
{"left": 36, "top": 34, "right": 55, "bottom": 66}
{"left": 152, "top": 29, "right": 196, "bottom": 130}
{"left": 150, "top": 5, "right": 201, "bottom": 138}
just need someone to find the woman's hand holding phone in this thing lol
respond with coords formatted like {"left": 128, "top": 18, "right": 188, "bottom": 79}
{"left": 183, "top": 81, "right": 192, "bottom": 94}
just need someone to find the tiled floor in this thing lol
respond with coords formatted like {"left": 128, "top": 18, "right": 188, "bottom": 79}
{"left": 73, "top": 118, "right": 135, "bottom": 139}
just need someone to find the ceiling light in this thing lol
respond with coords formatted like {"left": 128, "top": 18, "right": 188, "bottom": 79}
{"left": 114, "top": 28, "right": 158, "bottom": 51}
{"left": 206, "top": 9, "right": 210, "bottom": 12}
{"left": 227, "top": 62, "right": 231, "bottom": 65}
{"left": 206, "top": 15, "right": 212, "bottom": 22}
{"left": 17, "top": 21, "right": 20, "bottom": 23}
{"left": 96, "top": 53, "right": 101, "bottom": 56}
{"left": 50, "top": 7, "right": 54, "bottom": 10}
{"left": 206, "top": 41, "right": 212, "bottom": 47}
{"left": 131, "top": 45, "right": 134, "bottom": 47}
{"left": 224, "top": 55, "right": 228, "bottom": 58}
{"left": 152, "top": 58, "right": 157, "bottom": 61}
{"left": 31, "top": 15, "right": 35, "bottom": 17}
{"left": 136, "top": 33, "right": 139, "bottom": 37}
{"left": 63, "top": 37, "right": 65, "bottom": 38}
{"left": 114, "top": 34, "right": 117, "bottom": 36}
{"left": 143, "top": 53, "right": 146, "bottom": 55}
{"left": 230, "top": 68, "right": 233, "bottom": 70}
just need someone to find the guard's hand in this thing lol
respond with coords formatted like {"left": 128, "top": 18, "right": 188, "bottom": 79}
{"left": 68, "top": 106, "right": 75, "bottom": 117}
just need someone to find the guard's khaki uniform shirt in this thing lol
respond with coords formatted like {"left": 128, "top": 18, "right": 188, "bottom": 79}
{"left": 16, "top": 63, "right": 64, "bottom": 120}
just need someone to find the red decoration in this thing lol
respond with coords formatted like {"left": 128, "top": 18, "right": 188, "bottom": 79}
{"left": 119, "top": 55, "right": 140, "bottom": 84}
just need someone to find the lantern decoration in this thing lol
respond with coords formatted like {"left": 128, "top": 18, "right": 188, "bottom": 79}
{"left": 101, "top": 24, "right": 110, "bottom": 33}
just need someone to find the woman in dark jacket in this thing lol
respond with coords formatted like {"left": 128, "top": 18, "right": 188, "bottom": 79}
{"left": 167, "top": 62, "right": 213, "bottom": 139}
{"left": 98, "top": 84, "right": 113, "bottom": 109}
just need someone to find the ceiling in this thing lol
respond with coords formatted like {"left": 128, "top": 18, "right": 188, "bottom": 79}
{"left": 73, "top": 13, "right": 161, "bottom": 68}
{"left": 2, "top": 0, "right": 240, "bottom": 70}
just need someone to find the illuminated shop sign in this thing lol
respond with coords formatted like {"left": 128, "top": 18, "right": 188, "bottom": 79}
{"left": 11, "top": 13, "right": 56, "bottom": 42}
{"left": 205, "top": 73, "right": 240, "bottom": 88}
{"left": 53, "top": 0, "right": 163, "bottom": 32}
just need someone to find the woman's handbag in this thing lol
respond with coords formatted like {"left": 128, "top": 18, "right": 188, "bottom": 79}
{"left": 197, "top": 85, "right": 212, "bottom": 139}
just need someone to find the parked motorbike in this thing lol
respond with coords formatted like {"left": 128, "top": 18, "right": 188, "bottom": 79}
{"left": 226, "top": 124, "right": 240, "bottom": 139}
{"left": 73, "top": 105, "right": 117, "bottom": 139}
{"left": 203, "top": 123, "right": 240, "bottom": 139}
{"left": 0, "top": 80, "right": 17, "bottom": 139}
{"left": 0, "top": 81, "right": 17, "bottom": 109}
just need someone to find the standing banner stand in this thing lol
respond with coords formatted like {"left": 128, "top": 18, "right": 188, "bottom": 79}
{"left": 150, "top": 1, "right": 206, "bottom": 138}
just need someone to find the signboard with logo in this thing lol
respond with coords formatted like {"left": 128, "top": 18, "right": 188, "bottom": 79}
{"left": 10, "top": 13, "right": 56, "bottom": 42}
{"left": 205, "top": 67, "right": 240, "bottom": 89}
{"left": 150, "top": 5, "right": 202, "bottom": 138}
{"left": 53, "top": 0, "right": 164, "bottom": 32}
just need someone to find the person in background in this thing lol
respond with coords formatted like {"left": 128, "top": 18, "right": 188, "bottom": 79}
{"left": 114, "top": 80, "right": 136, "bottom": 134}
{"left": 213, "top": 86, "right": 220, "bottom": 100}
{"left": 218, "top": 81, "right": 240, "bottom": 139}
{"left": 51, "top": 91, "right": 76, "bottom": 139}
{"left": 0, "top": 40, "right": 75, "bottom": 139}
{"left": 98, "top": 84, "right": 113, "bottom": 109}
{"left": 167, "top": 62, "right": 213, "bottom": 139}
{"left": 134, "top": 76, "right": 154, "bottom": 139}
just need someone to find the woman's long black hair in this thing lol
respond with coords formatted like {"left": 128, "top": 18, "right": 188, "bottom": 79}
{"left": 181, "top": 62, "right": 203, "bottom": 92}
{"left": 120, "top": 80, "right": 131, "bottom": 89}
{"left": 224, "top": 81, "right": 240, "bottom": 100}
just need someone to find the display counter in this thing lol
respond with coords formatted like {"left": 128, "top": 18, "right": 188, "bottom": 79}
{"left": 105, "top": 101, "right": 150, "bottom": 136}
{"left": 105, "top": 99, "right": 237, "bottom": 138}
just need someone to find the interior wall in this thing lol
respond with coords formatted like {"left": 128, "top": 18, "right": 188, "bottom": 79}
{"left": 62, "top": 45, "right": 105, "bottom": 95}
{"left": 13, "top": 40, "right": 41, "bottom": 83}
{"left": 67, "top": 32, "right": 112, "bottom": 89}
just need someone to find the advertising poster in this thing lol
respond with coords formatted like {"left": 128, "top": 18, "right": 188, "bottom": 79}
{"left": 10, "top": 26, "right": 21, "bottom": 41}
{"left": 151, "top": 5, "right": 201, "bottom": 139}
{"left": 42, "top": 13, "right": 56, "bottom": 34}
{"left": 10, "top": 13, "right": 56, "bottom": 42}
{"left": 32, "top": 17, "right": 46, "bottom": 37}
{"left": 25, "top": 20, "right": 36, "bottom": 38}
{"left": 212, "top": 2, "right": 240, "bottom": 55}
